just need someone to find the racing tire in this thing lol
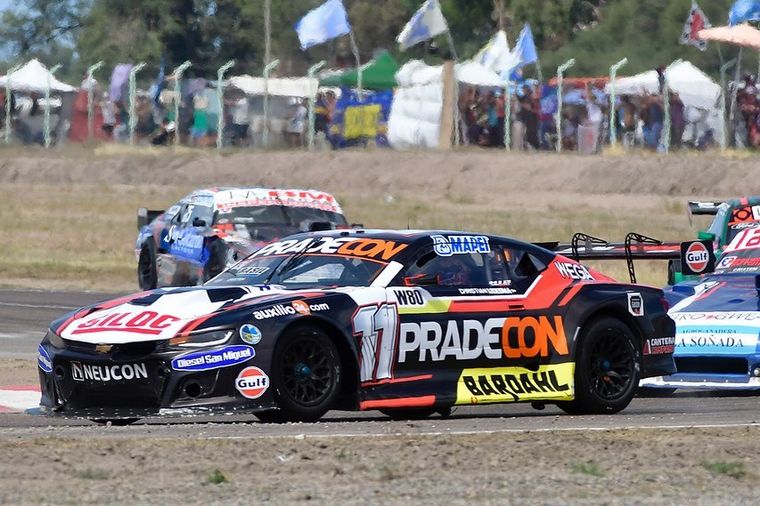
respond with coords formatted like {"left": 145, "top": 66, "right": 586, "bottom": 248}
{"left": 90, "top": 418, "right": 140, "bottom": 426}
{"left": 137, "top": 240, "right": 158, "bottom": 290}
{"left": 262, "top": 326, "right": 341, "bottom": 423}
{"left": 666, "top": 260, "right": 681, "bottom": 285}
{"left": 637, "top": 387, "right": 677, "bottom": 397}
{"left": 556, "top": 317, "right": 641, "bottom": 415}
{"left": 203, "top": 240, "right": 228, "bottom": 283}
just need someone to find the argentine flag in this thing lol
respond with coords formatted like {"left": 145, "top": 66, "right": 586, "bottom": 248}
{"left": 397, "top": 0, "right": 449, "bottom": 51}
{"left": 295, "top": 0, "right": 352, "bottom": 50}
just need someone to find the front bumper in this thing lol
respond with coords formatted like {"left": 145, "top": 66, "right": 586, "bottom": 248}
{"left": 640, "top": 352, "right": 760, "bottom": 390}
{"left": 38, "top": 342, "right": 274, "bottom": 419}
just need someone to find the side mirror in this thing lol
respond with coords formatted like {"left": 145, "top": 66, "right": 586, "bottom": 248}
{"left": 403, "top": 273, "right": 439, "bottom": 286}
{"left": 697, "top": 230, "right": 716, "bottom": 242}
{"left": 192, "top": 217, "right": 207, "bottom": 227}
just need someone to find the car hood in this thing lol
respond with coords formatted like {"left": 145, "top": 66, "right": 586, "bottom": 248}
{"left": 55, "top": 285, "right": 333, "bottom": 344}
{"left": 668, "top": 275, "right": 760, "bottom": 355}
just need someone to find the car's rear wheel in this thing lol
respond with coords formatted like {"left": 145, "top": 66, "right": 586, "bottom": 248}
{"left": 257, "top": 326, "right": 341, "bottom": 423}
{"left": 137, "top": 239, "right": 158, "bottom": 290}
{"left": 667, "top": 259, "right": 681, "bottom": 285}
{"left": 557, "top": 317, "right": 640, "bottom": 415}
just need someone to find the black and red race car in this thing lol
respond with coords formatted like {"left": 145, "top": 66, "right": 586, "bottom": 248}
{"left": 38, "top": 229, "right": 675, "bottom": 423}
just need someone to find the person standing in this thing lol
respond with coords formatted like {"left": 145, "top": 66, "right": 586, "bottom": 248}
{"left": 287, "top": 98, "right": 307, "bottom": 147}
{"left": 229, "top": 96, "right": 250, "bottom": 146}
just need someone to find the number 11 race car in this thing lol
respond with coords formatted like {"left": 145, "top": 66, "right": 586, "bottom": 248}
{"left": 38, "top": 230, "right": 675, "bottom": 423}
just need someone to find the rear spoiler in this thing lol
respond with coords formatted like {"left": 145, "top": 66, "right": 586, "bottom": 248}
{"left": 554, "top": 232, "right": 681, "bottom": 283}
{"left": 687, "top": 201, "right": 725, "bottom": 216}
{"left": 137, "top": 208, "right": 165, "bottom": 230}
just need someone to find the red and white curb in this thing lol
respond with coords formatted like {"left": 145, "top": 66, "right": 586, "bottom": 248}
{"left": 0, "top": 386, "right": 41, "bottom": 413}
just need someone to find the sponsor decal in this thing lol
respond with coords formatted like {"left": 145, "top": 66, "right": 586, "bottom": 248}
{"left": 251, "top": 236, "right": 407, "bottom": 261}
{"left": 253, "top": 302, "right": 329, "bottom": 320}
{"left": 489, "top": 279, "right": 512, "bottom": 287}
{"left": 239, "top": 324, "right": 262, "bottom": 345}
{"left": 235, "top": 366, "right": 269, "bottom": 399}
{"left": 394, "top": 289, "right": 425, "bottom": 306}
{"left": 729, "top": 221, "right": 760, "bottom": 230}
{"left": 671, "top": 312, "right": 760, "bottom": 322}
{"left": 643, "top": 337, "right": 675, "bottom": 355}
{"left": 37, "top": 345, "right": 53, "bottom": 373}
{"left": 398, "top": 315, "right": 569, "bottom": 363}
{"left": 684, "top": 242, "right": 710, "bottom": 273}
{"left": 730, "top": 205, "right": 760, "bottom": 224}
{"left": 675, "top": 334, "right": 751, "bottom": 348}
{"left": 717, "top": 255, "right": 737, "bottom": 269}
{"left": 455, "top": 363, "right": 574, "bottom": 405}
{"left": 71, "top": 361, "right": 148, "bottom": 382}
{"left": 171, "top": 345, "right": 255, "bottom": 372}
{"left": 725, "top": 228, "right": 760, "bottom": 253}
{"left": 71, "top": 310, "right": 181, "bottom": 336}
{"left": 458, "top": 287, "right": 516, "bottom": 295}
{"left": 627, "top": 293, "right": 644, "bottom": 317}
{"left": 555, "top": 262, "right": 594, "bottom": 281}
{"left": 431, "top": 235, "right": 490, "bottom": 256}
{"left": 236, "top": 266, "right": 270, "bottom": 276}
{"left": 292, "top": 300, "right": 311, "bottom": 315}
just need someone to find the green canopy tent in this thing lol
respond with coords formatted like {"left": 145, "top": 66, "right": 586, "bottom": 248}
{"left": 319, "top": 51, "right": 399, "bottom": 90}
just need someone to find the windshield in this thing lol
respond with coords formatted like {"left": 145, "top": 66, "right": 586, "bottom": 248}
{"left": 208, "top": 254, "right": 386, "bottom": 288}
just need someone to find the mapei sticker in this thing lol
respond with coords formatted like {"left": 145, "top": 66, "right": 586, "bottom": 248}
{"left": 627, "top": 292, "right": 644, "bottom": 317}
{"left": 235, "top": 366, "right": 269, "bottom": 399}
{"left": 432, "top": 235, "right": 490, "bottom": 256}
{"left": 171, "top": 345, "right": 255, "bottom": 372}
{"left": 239, "top": 324, "right": 262, "bottom": 345}
{"left": 455, "top": 363, "right": 574, "bottom": 405}
{"left": 37, "top": 345, "right": 53, "bottom": 373}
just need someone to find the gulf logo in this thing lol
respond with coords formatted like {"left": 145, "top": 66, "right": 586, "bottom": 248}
{"left": 235, "top": 366, "right": 269, "bottom": 399}
{"left": 685, "top": 242, "right": 710, "bottom": 273}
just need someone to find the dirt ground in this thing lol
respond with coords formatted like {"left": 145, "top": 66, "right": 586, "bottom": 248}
{"left": 0, "top": 427, "right": 757, "bottom": 505}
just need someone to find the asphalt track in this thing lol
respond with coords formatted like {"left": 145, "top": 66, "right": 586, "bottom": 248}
{"left": 1, "top": 289, "right": 759, "bottom": 438}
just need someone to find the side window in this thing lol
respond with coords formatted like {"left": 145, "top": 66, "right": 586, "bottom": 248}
{"left": 401, "top": 247, "right": 489, "bottom": 287}
{"left": 189, "top": 205, "right": 213, "bottom": 227}
{"left": 489, "top": 244, "right": 546, "bottom": 290}
{"left": 172, "top": 204, "right": 191, "bottom": 225}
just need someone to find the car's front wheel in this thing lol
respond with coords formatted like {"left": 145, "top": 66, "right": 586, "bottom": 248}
{"left": 557, "top": 317, "right": 640, "bottom": 415}
{"left": 137, "top": 240, "right": 158, "bottom": 290}
{"left": 258, "top": 326, "right": 341, "bottom": 423}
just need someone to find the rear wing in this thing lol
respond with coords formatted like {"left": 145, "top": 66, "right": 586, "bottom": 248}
{"left": 137, "top": 208, "right": 165, "bottom": 230}
{"left": 554, "top": 232, "right": 682, "bottom": 283}
{"left": 687, "top": 201, "right": 725, "bottom": 216}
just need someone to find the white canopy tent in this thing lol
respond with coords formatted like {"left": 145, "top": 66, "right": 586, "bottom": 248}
{"left": 0, "top": 59, "right": 76, "bottom": 93}
{"left": 605, "top": 60, "right": 720, "bottom": 110}
{"left": 227, "top": 76, "right": 319, "bottom": 98}
{"left": 389, "top": 60, "right": 504, "bottom": 149}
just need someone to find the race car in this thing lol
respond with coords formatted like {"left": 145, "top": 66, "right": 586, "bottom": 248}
{"left": 641, "top": 224, "right": 760, "bottom": 392}
{"left": 38, "top": 229, "right": 675, "bottom": 424}
{"left": 135, "top": 187, "right": 349, "bottom": 290}
{"left": 668, "top": 196, "right": 760, "bottom": 284}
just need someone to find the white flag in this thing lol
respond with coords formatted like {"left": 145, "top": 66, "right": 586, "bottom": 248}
{"left": 475, "top": 30, "right": 511, "bottom": 73}
{"left": 397, "top": 0, "right": 449, "bottom": 51}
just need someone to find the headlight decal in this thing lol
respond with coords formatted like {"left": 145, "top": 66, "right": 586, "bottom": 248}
{"left": 169, "top": 329, "right": 233, "bottom": 348}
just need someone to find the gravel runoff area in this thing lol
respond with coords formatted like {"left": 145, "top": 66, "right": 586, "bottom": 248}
{"left": 0, "top": 426, "right": 757, "bottom": 505}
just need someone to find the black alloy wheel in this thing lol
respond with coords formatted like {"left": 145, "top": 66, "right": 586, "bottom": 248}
{"left": 557, "top": 317, "right": 640, "bottom": 415}
{"left": 257, "top": 326, "right": 341, "bottom": 423}
{"left": 137, "top": 240, "right": 158, "bottom": 290}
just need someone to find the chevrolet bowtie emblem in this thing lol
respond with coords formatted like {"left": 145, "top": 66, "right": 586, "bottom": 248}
{"left": 95, "top": 344, "right": 113, "bottom": 354}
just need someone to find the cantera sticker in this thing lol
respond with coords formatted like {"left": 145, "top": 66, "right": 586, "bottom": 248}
{"left": 455, "top": 363, "right": 575, "bottom": 405}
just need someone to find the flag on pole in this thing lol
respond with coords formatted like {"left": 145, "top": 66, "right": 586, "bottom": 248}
{"left": 475, "top": 30, "right": 512, "bottom": 73}
{"left": 397, "top": 0, "right": 449, "bottom": 51}
{"left": 680, "top": 2, "right": 711, "bottom": 51}
{"left": 729, "top": 0, "right": 760, "bottom": 26}
{"left": 295, "top": 0, "right": 351, "bottom": 50}
{"left": 513, "top": 24, "right": 538, "bottom": 68}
